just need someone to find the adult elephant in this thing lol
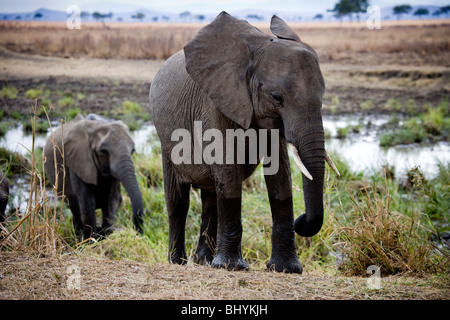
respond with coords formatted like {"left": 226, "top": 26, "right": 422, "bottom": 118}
{"left": 0, "top": 171, "right": 9, "bottom": 223}
{"left": 149, "top": 12, "right": 339, "bottom": 273}
{"left": 44, "top": 114, "right": 144, "bottom": 240}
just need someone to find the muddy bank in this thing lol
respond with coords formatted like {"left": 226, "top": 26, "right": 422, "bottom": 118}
{"left": 0, "top": 77, "right": 150, "bottom": 117}
{"left": 1, "top": 75, "right": 448, "bottom": 119}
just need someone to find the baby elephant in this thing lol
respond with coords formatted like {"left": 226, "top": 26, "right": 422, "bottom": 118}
{"left": 44, "top": 114, "right": 144, "bottom": 239}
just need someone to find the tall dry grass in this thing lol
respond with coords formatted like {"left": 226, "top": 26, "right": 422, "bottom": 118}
{"left": 0, "top": 22, "right": 201, "bottom": 60}
{"left": 333, "top": 174, "right": 449, "bottom": 275}
{"left": 0, "top": 102, "right": 73, "bottom": 256}
{"left": 0, "top": 20, "right": 449, "bottom": 65}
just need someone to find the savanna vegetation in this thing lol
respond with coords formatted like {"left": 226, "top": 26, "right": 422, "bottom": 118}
{"left": 0, "top": 19, "right": 449, "bottom": 66}
{"left": 0, "top": 18, "right": 449, "bottom": 300}
{"left": 0, "top": 103, "right": 448, "bottom": 299}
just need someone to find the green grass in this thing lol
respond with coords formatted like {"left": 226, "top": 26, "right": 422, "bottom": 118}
{"left": 113, "top": 99, "right": 150, "bottom": 131}
{"left": 57, "top": 96, "right": 75, "bottom": 108}
{"left": 336, "top": 127, "right": 350, "bottom": 139}
{"left": 25, "top": 89, "right": 43, "bottom": 99}
{"left": 0, "top": 122, "right": 9, "bottom": 137}
{"left": 0, "top": 86, "right": 18, "bottom": 99}
{"left": 65, "top": 108, "right": 82, "bottom": 121}
{"left": 380, "top": 97, "right": 450, "bottom": 147}
{"left": 23, "top": 120, "right": 49, "bottom": 134}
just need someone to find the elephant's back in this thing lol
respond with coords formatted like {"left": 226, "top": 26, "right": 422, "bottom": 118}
{"left": 149, "top": 50, "right": 217, "bottom": 187}
{"left": 150, "top": 50, "right": 188, "bottom": 117}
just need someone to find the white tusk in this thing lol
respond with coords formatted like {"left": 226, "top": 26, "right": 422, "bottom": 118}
{"left": 288, "top": 143, "right": 313, "bottom": 181}
{"left": 325, "top": 152, "right": 340, "bottom": 176}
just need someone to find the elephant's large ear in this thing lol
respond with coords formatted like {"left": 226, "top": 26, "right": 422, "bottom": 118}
{"left": 64, "top": 116, "right": 98, "bottom": 185}
{"left": 270, "top": 15, "right": 301, "bottom": 42}
{"left": 184, "top": 12, "right": 264, "bottom": 129}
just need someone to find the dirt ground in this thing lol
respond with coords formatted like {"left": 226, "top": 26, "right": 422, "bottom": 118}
{"left": 1, "top": 251, "right": 448, "bottom": 300}
{"left": 1, "top": 46, "right": 448, "bottom": 118}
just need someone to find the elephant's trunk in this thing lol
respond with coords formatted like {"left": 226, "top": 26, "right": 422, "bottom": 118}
{"left": 116, "top": 156, "right": 144, "bottom": 234}
{"left": 292, "top": 127, "right": 325, "bottom": 237}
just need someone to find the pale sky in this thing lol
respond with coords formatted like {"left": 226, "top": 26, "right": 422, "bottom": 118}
{"left": 0, "top": 0, "right": 447, "bottom": 13}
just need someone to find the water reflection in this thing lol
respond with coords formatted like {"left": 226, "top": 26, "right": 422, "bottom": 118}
{"left": 0, "top": 123, "right": 47, "bottom": 156}
{"left": 323, "top": 114, "right": 450, "bottom": 180}
{"left": 1, "top": 115, "right": 449, "bottom": 182}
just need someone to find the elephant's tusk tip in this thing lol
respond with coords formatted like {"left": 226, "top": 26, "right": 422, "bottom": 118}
{"left": 325, "top": 152, "right": 340, "bottom": 176}
{"left": 288, "top": 143, "right": 313, "bottom": 181}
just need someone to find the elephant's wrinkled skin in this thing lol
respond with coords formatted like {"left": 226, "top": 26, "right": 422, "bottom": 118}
{"left": 44, "top": 114, "right": 144, "bottom": 239}
{"left": 149, "top": 12, "right": 328, "bottom": 273}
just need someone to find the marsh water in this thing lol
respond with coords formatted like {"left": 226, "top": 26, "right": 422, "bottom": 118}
{"left": 2, "top": 114, "right": 449, "bottom": 177}
{"left": 1, "top": 113, "right": 449, "bottom": 211}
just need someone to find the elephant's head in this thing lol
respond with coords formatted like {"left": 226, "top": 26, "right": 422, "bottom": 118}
{"left": 184, "top": 12, "right": 339, "bottom": 237}
{"left": 64, "top": 115, "right": 144, "bottom": 233}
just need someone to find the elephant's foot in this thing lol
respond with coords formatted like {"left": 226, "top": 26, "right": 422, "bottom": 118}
{"left": 194, "top": 245, "right": 215, "bottom": 266}
{"left": 211, "top": 253, "right": 249, "bottom": 271}
{"left": 267, "top": 255, "right": 303, "bottom": 274}
{"left": 169, "top": 249, "right": 188, "bottom": 265}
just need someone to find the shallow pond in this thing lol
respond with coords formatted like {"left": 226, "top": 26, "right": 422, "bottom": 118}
{"left": 323, "top": 114, "right": 450, "bottom": 181}
{"left": 1, "top": 114, "right": 449, "bottom": 183}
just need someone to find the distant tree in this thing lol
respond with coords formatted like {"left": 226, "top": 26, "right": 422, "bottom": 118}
{"left": 246, "top": 14, "right": 263, "bottom": 21}
{"left": 179, "top": 11, "right": 191, "bottom": 20}
{"left": 439, "top": 5, "right": 450, "bottom": 17}
{"left": 93, "top": 12, "right": 113, "bottom": 21}
{"left": 393, "top": 4, "right": 412, "bottom": 20}
{"left": 432, "top": 10, "right": 442, "bottom": 17}
{"left": 80, "top": 11, "right": 90, "bottom": 19}
{"left": 350, "top": 0, "right": 369, "bottom": 21}
{"left": 414, "top": 8, "right": 429, "bottom": 19}
{"left": 328, "top": 0, "right": 354, "bottom": 22}
{"left": 93, "top": 12, "right": 102, "bottom": 21}
{"left": 195, "top": 14, "right": 205, "bottom": 22}
{"left": 15, "top": 15, "right": 21, "bottom": 20}
{"left": 314, "top": 13, "right": 324, "bottom": 20}
{"left": 34, "top": 12, "right": 42, "bottom": 19}
{"left": 132, "top": 12, "right": 145, "bottom": 21}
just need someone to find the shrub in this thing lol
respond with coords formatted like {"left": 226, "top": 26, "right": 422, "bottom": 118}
{"left": 385, "top": 98, "right": 401, "bottom": 111}
{"left": 423, "top": 108, "right": 444, "bottom": 135}
{"left": 336, "top": 127, "right": 350, "bottom": 139}
{"left": 335, "top": 179, "right": 448, "bottom": 275}
{"left": 57, "top": 96, "right": 75, "bottom": 108}
{"left": 25, "top": 89, "right": 42, "bottom": 99}
{"left": 0, "top": 86, "right": 18, "bottom": 99}
{"left": 65, "top": 108, "right": 81, "bottom": 121}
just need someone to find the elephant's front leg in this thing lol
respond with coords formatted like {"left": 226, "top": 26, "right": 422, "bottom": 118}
{"left": 101, "top": 180, "right": 122, "bottom": 237}
{"left": 264, "top": 139, "right": 302, "bottom": 274}
{"left": 164, "top": 160, "right": 191, "bottom": 264}
{"left": 194, "top": 188, "right": 218, "bottom": 265}
{"left": 70, "top": 171, "right": 97, "bottom": 240}
{"left": 211, "top": 165, "right": 248, "bottom": 270}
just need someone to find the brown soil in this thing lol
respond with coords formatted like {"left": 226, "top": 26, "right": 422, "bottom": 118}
{"left": 1, "top": 47, "right": 448, "bottom": 118}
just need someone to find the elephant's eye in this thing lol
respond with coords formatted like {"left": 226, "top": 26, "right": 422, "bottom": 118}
{"left": 270, "top": 92, "right": 284, "bottom": 107}
{"left": 99, "top": 148, "right": 109, "bottom": 156}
